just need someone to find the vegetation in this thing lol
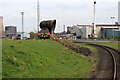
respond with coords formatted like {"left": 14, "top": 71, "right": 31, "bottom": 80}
{"left": 29, "top": 32, "right": 38, "bottom": 39}
{"left": 62, "top": 39, "right": 97, "bottom": 53}
{"left": 2, "top": 40, "right": 94, "bottom": 78}
{"left": 0, "top": 40, "right": 2, "bottom": 79}
{"left": 93, "top": 42, "right": 120, "bottom": 50}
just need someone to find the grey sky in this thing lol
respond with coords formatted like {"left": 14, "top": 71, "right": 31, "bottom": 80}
{"left": 0, "top": 0, "right": 119, "bottom": 33}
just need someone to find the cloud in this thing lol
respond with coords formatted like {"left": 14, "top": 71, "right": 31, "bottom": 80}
{"left": 0, "top": 0, "right": 119, "bottom": 33}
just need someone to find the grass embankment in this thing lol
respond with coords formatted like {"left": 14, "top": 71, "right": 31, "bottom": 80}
{"left": 2, "top": 40, "right": 93, "bottom": 78}
{"left": 93, "top": 42, "right": 120, "bottom": 50}
{"left": 0, "top": 40, "right": 2, "bottom": 79}
{"left": 62, "top": 40, "right": 97, "bottom": 53}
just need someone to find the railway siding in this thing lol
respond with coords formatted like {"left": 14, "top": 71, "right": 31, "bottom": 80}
{"left": 53, "top": 37, "right": 120, "bottom": 79}
{"left": 88, "top": 44, "right": 120, "bottom": 79}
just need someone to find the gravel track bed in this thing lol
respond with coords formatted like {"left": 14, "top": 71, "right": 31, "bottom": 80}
{"left": 91, "top": 45, "right": 114, "bottom": 78}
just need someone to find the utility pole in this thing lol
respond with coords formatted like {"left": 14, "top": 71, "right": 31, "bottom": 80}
{"left": 37, "top": 0, "right": 40, "bottom": 33}
{"left": 21, "top": 12, "right": 24, "bottom": 40}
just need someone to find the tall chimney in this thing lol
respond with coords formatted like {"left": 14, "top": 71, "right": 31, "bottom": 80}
{"left": 93, "top": 1, "right": 96, "bottom": 35}
{"left": 37, "top": 0, "right": 40, "bottom": 33}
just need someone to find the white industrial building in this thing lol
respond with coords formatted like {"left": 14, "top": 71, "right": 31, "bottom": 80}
{"left": 119, "top": 1, "right": 120, "bottom": 24}
{"left": 71, "top": 25, "right": 93, "bottom": 39}
{"left": 70, "top": 24, "right": 120, "bottom": 39}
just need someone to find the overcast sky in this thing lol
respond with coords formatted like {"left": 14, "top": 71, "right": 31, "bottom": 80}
{"left": 0, "top": 0, "right": 119, "bottom": 33}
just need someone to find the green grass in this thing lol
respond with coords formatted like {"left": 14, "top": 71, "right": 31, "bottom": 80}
{"left": 2, "top": 40, "right": 94, "bottom": 78}
{"left": 62, "top": 39, "right": 97, "bottom": 53}
{"left": 93, "top": 42, "right": 120, "bottom": 50}
{"left": 0, "top": 40, "right": 2, "bottom": 80}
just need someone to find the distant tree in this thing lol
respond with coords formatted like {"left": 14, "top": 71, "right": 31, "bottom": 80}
{"left": 29, "top": 32, "right": 38, "bottom": 39}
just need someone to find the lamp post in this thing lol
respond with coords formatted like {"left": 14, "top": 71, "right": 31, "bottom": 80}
{"left": 111, "top": 16, "right": 115, "bottom": 25}
{"left": 111, "top": 16, "right": 115, "bottom": 39}
{"left": 21, "top": 12, "right": 24, "bottom": 40}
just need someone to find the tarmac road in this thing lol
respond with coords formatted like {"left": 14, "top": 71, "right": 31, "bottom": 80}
{"left": 72, "top": 39, "right": 120, "bottom": 43}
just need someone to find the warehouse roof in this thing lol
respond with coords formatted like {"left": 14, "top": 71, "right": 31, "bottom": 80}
{"left": 77, "top": 24, "right": 120, "bottom": 27}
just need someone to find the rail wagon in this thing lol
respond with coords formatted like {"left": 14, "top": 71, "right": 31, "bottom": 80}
{"left": 38, "top": 20, "right": 56, "bottom": 39}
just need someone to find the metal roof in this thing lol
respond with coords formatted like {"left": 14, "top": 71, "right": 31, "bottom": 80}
{"left": 77, "top": 24, "right": 120, "bottom": 27}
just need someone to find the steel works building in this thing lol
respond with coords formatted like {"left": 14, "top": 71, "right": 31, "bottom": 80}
{"left": 5, "top": 26, "right": 22, "bottom": 39}
{"left": 69, "top": 24, "right": 120, "bottom": 39}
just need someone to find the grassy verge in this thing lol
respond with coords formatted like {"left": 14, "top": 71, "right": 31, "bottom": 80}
{"left": 93, "top": 42, "right": 120, "bottom": 50}
{"left": 2, "top": 40, "right": 94, "bottom": 78}
{"left": 62, "top": 39, "right": 97, "bottom": 53}
{"left": 0, "top": 39, "right": 2, "bottom": 80}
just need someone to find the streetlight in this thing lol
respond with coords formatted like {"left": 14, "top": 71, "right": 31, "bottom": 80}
{"left": 111, "top": 16, "right": 115, "bottom": 25}
{"left": 21, "top": 12, "right": 24, "bottom": 40}
{"left": 111, "top": 16, "right": 115, "bottom": 39}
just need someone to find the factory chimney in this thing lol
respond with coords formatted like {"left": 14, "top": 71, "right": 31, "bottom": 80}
{"left": 37, "top": 0, "right": 40, "bottom": 33}
{"left": 92, "top": 1, "right": 97, "bottom": 38}
{"left": 93, "top": 1, "right": 96, "bottom": 35}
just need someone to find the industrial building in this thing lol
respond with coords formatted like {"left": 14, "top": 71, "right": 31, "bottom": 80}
{"left": 5, "top": 26, "right": 21, "bottom": 39}
{"left": 69, "top": 1, "right": 120, "bottom": 39}
{"left": 69, "top": 24, "right": 120, "bottom": 39}
{"left": 119, "top": 1, "right": 120, "bottom": 24}
{"left": 0, "top": 16, "right": 6, "bottom": 38}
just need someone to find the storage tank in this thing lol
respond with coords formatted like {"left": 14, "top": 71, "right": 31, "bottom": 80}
{"left": 5, "top": 26, "right": 17, "bottom": 34}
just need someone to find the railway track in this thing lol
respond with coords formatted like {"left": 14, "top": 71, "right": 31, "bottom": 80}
{"left": 88, "top": 44, "right": 120, "bottom": 80}
{"left": 51, "top": 35, "right": 120, "bottom": 79}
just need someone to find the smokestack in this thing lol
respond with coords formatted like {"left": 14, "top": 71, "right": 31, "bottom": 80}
{"left": 37, "top": 0, "right": 40, "bottom": 33}
{"left": 93, "top": 1, "right": 96, "bottom": 35}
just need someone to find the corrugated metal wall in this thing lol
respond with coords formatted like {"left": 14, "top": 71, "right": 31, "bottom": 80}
{"left": 105, "top": 29, "right": 120, "bottom": 38}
